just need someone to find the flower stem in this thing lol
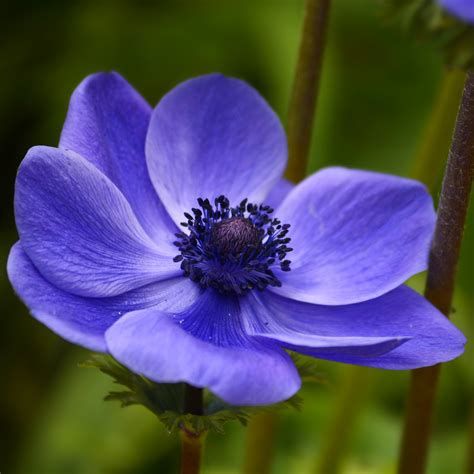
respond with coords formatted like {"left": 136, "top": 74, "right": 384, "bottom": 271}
{"left": 242, "top": 412, "right": 278, "bottom": 474}
{"left": 398, "top": 71, "right": 474, "bottom": 474}
{"left": 180, "top": 430, "right": 203, "bottom": 474}
{"left": 180, "top": 384, "right": 204, "bottom": 474}
{"left": 314, "top": 366, "right": 372, "bottom": 474}
{"left": 286, "top": 0, "right": 331, "bottom": 183}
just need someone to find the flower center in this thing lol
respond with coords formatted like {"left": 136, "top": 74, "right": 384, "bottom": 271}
{"left": 173, "top": 195, "right": 292, "bottom": 295}
{"left": 211, "top": 217, "right": 261, "bottom": 255}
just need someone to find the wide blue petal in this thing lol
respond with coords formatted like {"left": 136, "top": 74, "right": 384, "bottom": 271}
{"left": 440, "top": 0, "right": 474, "bottom": 24}
{"left": 7, "top": 243, "right": 200, "bottom": 352}
{"left": 272, "top": 167, "right": 436, "bottom": 305}
{"left": 244, "top": 286, "right": 465, "bottom": 369}
{"left": 264, "top": 178, "right": 294, "bottom": 211}
{"left": 60, "top": 72, "right": 177, "bottom": 246}
{"left": 15, "top": 146, "right": 181, "bottom": 297}
{"left": 146, "top": 74, "right": 287, "bottom": 225}
{"left": 106, "top": 290, "right": 301, "bottom": 405}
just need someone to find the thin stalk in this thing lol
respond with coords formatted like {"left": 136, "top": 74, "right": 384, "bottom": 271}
{"left": 180, "top": 431, "right": 204, "bottom": 474}
{"left": 314, "top": 367, "right": 372, "bottom": 474}
{"left": 286, "top": 0, "right": 331, "bottom": 183}
{"left": 180, "top": 385, "right": 204, "bottom": 474}
{"left": 242, "top": 412, "right": 278, "bottom": 474}
{"left": 398, "top": 71, "right": 474, "bottom": 474}
{"left": 411, "top": 69, "right": 466, "bottom": 190}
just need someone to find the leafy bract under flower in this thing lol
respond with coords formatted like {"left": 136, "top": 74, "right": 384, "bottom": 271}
{"left": 83, "top": 354, "right": 312, "bottom": 435}
{"left": 7, "top": 72, "right": 466, "bottom": 406}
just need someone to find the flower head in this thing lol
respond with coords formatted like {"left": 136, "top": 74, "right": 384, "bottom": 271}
{"left": 439, "top": 0, "right": 474, "bottom": 24}
{"left": 8, "top": 73, "right": 465, "bottom": 405}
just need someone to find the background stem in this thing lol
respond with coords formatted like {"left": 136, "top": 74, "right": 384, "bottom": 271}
{"left": 242, "top": 412, "right": 277, "bottom": 474}
{"left": 286, "top": 0, "right": 331, "bottom": 183}
{"left": 314, "top": 367, "right": 371, "bottom": 474}
{"left": 398, "top": 71, "right": 474, "bottom": 474}
{"left": 411, "top": 69, "right": 466, "bottom": 191}
{"left": 180, "top": 384, "right": 204, "bottom": 474}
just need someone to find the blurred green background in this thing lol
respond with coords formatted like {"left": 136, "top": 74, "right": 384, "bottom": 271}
{"left": 1, "top": 0, "right": 472, "bottom": 473}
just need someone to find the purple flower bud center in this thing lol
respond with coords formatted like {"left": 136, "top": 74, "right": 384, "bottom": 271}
{"left": 211, "top": 217, "right": 261, "bottom": 255}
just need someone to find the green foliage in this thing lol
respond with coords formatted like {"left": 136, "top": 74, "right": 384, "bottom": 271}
{"left": 290, "top": 352, "right": 326, "bottom": 384}
{"left": 82, "top": 354, "right": 320, "bottom": 436}
{"left": 382, "top": 0, "right": 474, "bottom": 69}
{"left": 82, "top": 355, "right": 185, "bottom": 413}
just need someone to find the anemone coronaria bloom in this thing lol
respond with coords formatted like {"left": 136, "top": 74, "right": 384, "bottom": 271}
{"left": 8, "top": 73, "right": 465, "bottom": 405}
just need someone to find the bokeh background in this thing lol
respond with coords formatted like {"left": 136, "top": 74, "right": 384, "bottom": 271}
{"left": 1, "top": 0, "right": 472, "bottom": 473}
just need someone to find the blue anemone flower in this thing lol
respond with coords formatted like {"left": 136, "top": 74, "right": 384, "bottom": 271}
{"left": 440, "top": 0, "right": 474, "bottom": 23}
{"left": 8, "top": 73, "right": 465, "bottom": 405}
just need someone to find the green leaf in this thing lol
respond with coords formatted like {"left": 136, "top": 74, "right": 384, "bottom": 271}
{"left": 290, "top": 352, "right": 327, "bottom": 384}
{"left": 80, "top": 355, "right": 185, "bottom": 414}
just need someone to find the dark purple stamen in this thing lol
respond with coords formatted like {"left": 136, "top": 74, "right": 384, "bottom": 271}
{"left": 173, "top": 195, "right": 292, "bottom": 295}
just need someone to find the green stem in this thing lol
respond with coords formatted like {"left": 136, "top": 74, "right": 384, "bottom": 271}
{"left": 411, "top": 69, "right": 466, "bottom": 190}
{"left": 180, "top": 384, "right": 204, "bottom": 474}
{"left": 242, "top": 412, "right": 278, "bottom": 474}
{"left": 314, "top": 367, "right": 372, "bottom": 474}
{"left": 398, "top": 71, "right": 474, "bottom": 474}
{"left": 286, "top": 0, "right": 331, "bottom": 183}
{"left": 180, "top": 430, "right": 204, "bottom": 474}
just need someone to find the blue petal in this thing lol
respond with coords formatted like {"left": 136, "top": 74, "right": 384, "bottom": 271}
{"left": 440, "top": 0, "right": 474, "bottom": 24}
{"left": 244, "top": 286, "right": 465, "bottom": 369}
{"left": 271, "top": 167, "right": 436, "bottom": 305}
{"left": 264, "top": 178, "right": 294, "bottom": 211}
{"left": 60, "top": 72, "right": 177, "bottom": 245}
{"left": 106, "top": 290, "right": 301, "bottom": 405}
{"left": 146, "top": 74, "right": 287, "bottom": 225}
{"left": 7, "top": 243, "right": 200, "bottom": 352}
{"left": 15, "top": 146, "right": 181, "bottom": 297}
{"left": 255, "top": 333, "right": 409, "bottom": 358}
